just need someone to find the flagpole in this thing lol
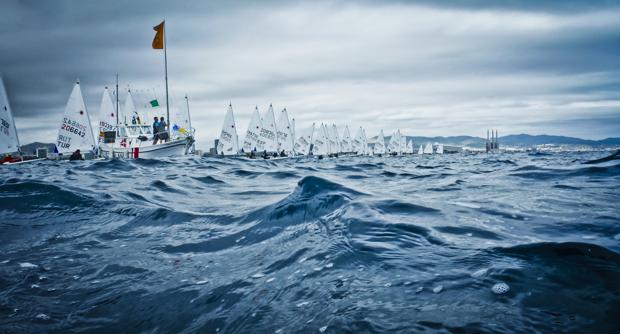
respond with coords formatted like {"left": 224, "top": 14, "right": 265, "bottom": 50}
{"left": 115, "top": 73, "right": 119, "bottom": 127}
{"left": 163, "top": 19, "right": 170, "bottom": 138}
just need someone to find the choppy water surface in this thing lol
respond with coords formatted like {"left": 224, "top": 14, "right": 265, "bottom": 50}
{"left": 1, "top": 151, "right": 620, "bottom": 333}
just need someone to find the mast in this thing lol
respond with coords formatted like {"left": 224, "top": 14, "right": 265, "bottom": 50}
{"left": 115, "top": 73, "right": 119, "bottom": 127}
{"left": 163, "top": 19, "right": 170, "bottom": 137}
{"left": 185, "top": 94, "right": 192, "bottom": 134}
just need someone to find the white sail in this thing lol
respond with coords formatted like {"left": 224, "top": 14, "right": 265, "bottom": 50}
{"left": 217, "top": 104, "right": 239, "bottom": 155}
{"left": 257, "top": 104, "right": 278, "bottom": 152}
{"left": 387, "top": 130, "right": 399, "bottom": 154}
{"left": 423, "top": 142, "right": 433, "bottom": 154}
{"left": 294, "top": 122, "right": 314, "bottom": 155}
{"left": 312, "top": 123, "right": 329, "bottom": 156}
{"left": 55, "top": 81, "right": 96, "bottom": 154}
{"left": 399, "top": 132, "right": 407, "bottom": 154}
{"left": 243, "top": 106, "right": 261, "bottom": 153}
{"left": 98, "top": 87, "right": 116, "bottom": 135}
{"left": 276, "top": 107, "right": 294, "bottom": 154}
{"left": 332, "top": 124, "right": 343, "bottom": 153}
{"left": 418, "top": 144, "right": 424, "bottom": 155}
{"left": 122, "top": 89, "right": 137, "bottom": 126}
{"left": 375, "top": 130, "right": 386, "bottom": 155}
{"left": 436, "top": 144, "right": 444, "bottom": 154}
{"left": 406, "top": 140, "right": 414, "bottom": 154}
{"left": 352, "top": 126, "right": 364, "bottom": 154}
{"left": 341, "top": 125, "right": 352, "bottom": 153}
{"left": 0, "top": 77, "right": 20, "bottom": 154}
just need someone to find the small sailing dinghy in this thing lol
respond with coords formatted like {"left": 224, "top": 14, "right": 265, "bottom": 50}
{"left": 341, "top": 125, "right": 352, "bottom": 154}
{"left": 216, "top": 103, "right": 239, "bottom": 156}
{"left": 293, "top": 122, "right": 314, "bottom": 156}
{"left": 242, "top": 106, "right": 262, "bottom": 155}
{"left": 352, "top": 126, "right": 364, "bottom": 155}
{"left": 276, "top": 107, "right": 294, "bottom": 156}
{"left": 257, "top": 104, "right": 278, "bottom": 155}
{"left": 436, "top": 144, "right": 444, "bottom": 154}
{"left": 374, "top": 130, "right": 386, "bottom": 156}
{"left": 52, "top": 80, "right": 97, "bottom": 159}
{"left": 330, "top": 124, "right": 341, "bottom": 156}
{"left": 406, "top": 140, "right": 414, "bottom": 154}
{"left": 0, "top": 77, "right": 43, "bottom": 164}
{"left": 423, "top": 142, "right": 434, "bottom": 154}
{"left": 98, "top": 86, "right": 117, "bottom": 139}
{"left": 311, "top": 123, "right": 329, "bottom": 158}
{"left": 418, "top": 144, "right": 424, "bottom": 155}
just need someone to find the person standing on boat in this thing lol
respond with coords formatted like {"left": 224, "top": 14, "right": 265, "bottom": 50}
{"left": 159, "top": 117, "right": 168, "bottom": 142}
{"left": 152, "top": 117, "right": 160, "bottom": 144}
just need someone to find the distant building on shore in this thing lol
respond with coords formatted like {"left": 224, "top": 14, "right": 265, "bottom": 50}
{"left": 486, "top": 129, "right": 499, "bottom": 153}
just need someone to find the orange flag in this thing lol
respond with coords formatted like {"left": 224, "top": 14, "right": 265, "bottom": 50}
{"left": 152, "top": 21, "right": 164, "bottom": 49}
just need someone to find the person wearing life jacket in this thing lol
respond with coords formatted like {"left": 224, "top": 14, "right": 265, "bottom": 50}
{"left": 152, "top": 117, "right": 160, "bottom": 144}
{"left": 159, "top": 117, "right": 168, "bottom": 142}
{"left": 69, "top": 149, "right": 83, "bottom": 161}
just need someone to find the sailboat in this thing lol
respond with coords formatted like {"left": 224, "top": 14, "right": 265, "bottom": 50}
{"left": 216, "top": 103, "right": 239, "bottom": 156}
{"left": 53, "top": 81, "right": 96, "bottom": 158}
{"left": 0, "top": 77, "right": 43, "bottom": 164}
{"left": 399, "top": 131, "right": 407, "bottom": 154}
{"left": 328, "top": 124, "right": 341, "bottom": 155}
{"left": 294, "top": 122, "right": 314, "bottom": 156}
{"left": 352, "top": 126, "right": 364, "bottom": 154}
{"left": 99, "top": 21, "right": 195, "bottom": 159}
{"left": 291, "top": 118, "right": 296, "bottom": 152}
{"left": 311, "top": 123, "right": 329, "bottom": 158}
{"left": 276, "top": 107, "right": 294, "bottom": 155}
{"left": 387, "top": 130, "right": 400, "bottom": 155}
{"left": 418, "top": 144, "right": 424, "bottom": 155}
{"left": 341, "top": 125, "right": 352, "bottom": 153}
{"left": 423, "top": 142, "right": 434, "bottom": 154}
{"left": 98, "top": 86, "right": 116, "bottom": 138}
{"left": 257, "top": 104, "right": 278, "bottom": 153}
{"left": 374, "top": 130, "right": 386, "bottom": 156}
{"left": 436, "top": 144, "right": 444, "bottom": 154}
{"left": 242, "top": 106, "right": 261, "bottom": 154}
{"left": 406, "top": 140, "right": 414, "bottom": 154}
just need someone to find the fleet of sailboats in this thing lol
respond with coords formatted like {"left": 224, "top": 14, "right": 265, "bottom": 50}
{"left": 210, "top": 103, "right": 451, "bottom": 159}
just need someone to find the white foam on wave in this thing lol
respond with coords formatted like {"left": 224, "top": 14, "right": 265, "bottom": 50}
{"left": 492, "top": 282, "right": 510, "bottom": 294}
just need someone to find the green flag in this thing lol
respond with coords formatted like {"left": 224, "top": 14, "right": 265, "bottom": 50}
{"left": 150, "top": 99, "right": 159, "bottom": 107}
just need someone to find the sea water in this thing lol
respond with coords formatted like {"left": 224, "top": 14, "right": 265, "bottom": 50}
{"left": 1, "top": 151, "right": 619, "bottom": 333}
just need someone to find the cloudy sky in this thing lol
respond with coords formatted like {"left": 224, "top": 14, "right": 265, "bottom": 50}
{"left": 1, "top": 0, "right": 619, "bottom": 148}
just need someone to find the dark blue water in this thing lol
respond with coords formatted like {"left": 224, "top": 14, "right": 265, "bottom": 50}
{"left": 1, "top": 151, "right": 619, "bottom": 333}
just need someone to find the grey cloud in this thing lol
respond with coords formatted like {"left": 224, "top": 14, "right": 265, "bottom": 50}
{"left": 1, "top": 0, "right": 619, "bottom": 148}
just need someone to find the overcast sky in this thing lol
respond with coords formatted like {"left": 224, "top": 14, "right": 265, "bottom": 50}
{"left": 1, "top": 0, "right": 619, "bottom": 148}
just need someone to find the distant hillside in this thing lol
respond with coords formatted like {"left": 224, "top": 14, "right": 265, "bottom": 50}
{"left": 498, "top": 134, "right": 620, "bottom": 147}
{"left": 19, "top": 142, "right": 55, "bottom": 155}
{"left": 391, "top": 135, "right": 619, "bottom": 148}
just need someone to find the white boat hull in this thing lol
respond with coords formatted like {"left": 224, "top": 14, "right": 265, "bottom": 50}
{"left": 99, "top": 139, "right": 190, "bottom": 159}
